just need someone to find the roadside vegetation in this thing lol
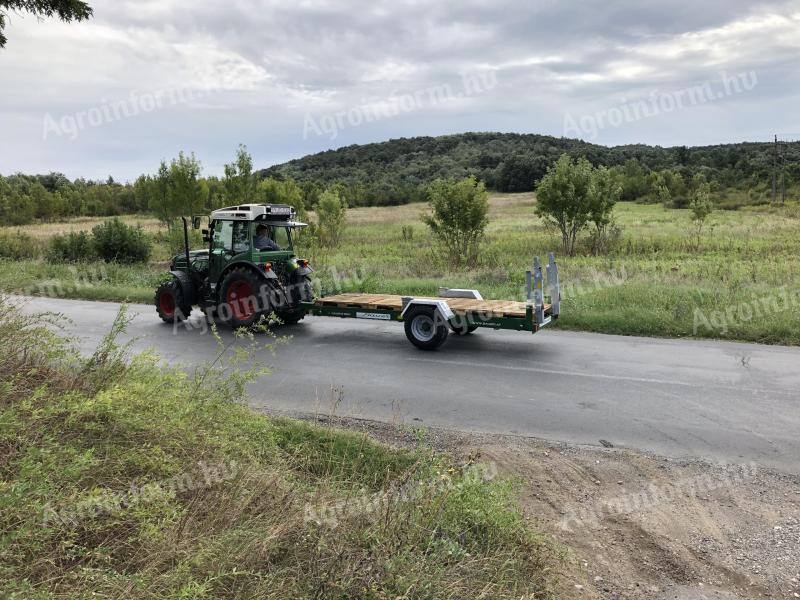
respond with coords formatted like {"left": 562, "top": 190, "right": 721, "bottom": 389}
{"left": 0, "top": 299, "right": 557, "bottom": 598}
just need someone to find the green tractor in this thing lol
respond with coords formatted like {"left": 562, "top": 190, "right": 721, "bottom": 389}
{"left": 155, "top": 204, "right": 314, "bottom": 328}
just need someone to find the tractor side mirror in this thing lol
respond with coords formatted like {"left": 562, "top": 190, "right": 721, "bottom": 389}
{"left": 192, "top": 215, "right": 203, "bottom": 229}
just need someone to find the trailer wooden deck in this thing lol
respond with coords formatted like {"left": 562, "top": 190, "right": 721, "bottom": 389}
{"left": 315, "top": 293, "right": 551, "bottom": 318}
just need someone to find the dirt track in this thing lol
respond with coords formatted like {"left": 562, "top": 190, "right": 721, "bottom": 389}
{"left": 311, "top": 416, "right": 800, "bottom": 599}
{"left": 479, "top": 436, "right": 799, "bottom": 599}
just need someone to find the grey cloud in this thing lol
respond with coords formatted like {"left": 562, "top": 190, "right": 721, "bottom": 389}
{"left": 1, "top": 0, "right": 798, "bottom": 179}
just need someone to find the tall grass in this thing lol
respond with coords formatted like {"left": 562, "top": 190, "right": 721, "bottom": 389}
{"left": 0, "top": 298, "right": 557, "bottom": 598}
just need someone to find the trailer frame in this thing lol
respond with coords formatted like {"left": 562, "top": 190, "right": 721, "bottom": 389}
{"left": 297, "top": 254, "right": 560, "bottom": 350}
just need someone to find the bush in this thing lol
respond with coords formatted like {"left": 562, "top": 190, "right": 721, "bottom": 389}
{"left": 422, "top": 176, "right": 489, "bottom": 268}
{"left": 0, "top": 230, "right": 40, "bottom": 259}
{"left": 48, "top": 231, "right": 95, "bottom": 262}
{"left": 152, "top": 226, "right": 203, "bottom": 256}
{"left": 315, "top": 187, "right": 347, "bottom": 247}
{"left": 689, "top": 182, "right": 714, "bottom": 249}
{"left": 536, "top": 154, "right": 621, "bottom": 256}
{"left": 91, "top": 218, "right": 151, "bottom": 263}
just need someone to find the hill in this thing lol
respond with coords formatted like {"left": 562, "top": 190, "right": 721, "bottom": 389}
{"left": 261, "top": 132, "right": 798, "bottom": 208}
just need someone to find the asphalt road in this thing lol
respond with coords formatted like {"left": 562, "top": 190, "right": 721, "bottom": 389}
{"left": 18, "top": 295, "right": 800, "bottom": 474}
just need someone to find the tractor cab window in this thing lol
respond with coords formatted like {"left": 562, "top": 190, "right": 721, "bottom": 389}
{"left": 211, "top": 220, "right": 250, "bottom": 254}
{"left": 274, "top": 226, "right": 292, "bottom": 250}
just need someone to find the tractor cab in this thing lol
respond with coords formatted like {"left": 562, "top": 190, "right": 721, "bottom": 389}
{"left": 205, "top": 204, "right": 307, "bottom": 284}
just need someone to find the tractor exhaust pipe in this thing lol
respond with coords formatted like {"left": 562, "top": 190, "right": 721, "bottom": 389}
{"left": 181, "top": 216, "right": 191, "bottom": 272}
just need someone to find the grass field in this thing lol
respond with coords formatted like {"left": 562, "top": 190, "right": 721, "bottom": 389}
{"left": 2, "top": 193, "right": 800, "bottom": 344}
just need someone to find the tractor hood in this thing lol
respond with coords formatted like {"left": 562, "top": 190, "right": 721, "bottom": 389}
{"left": 170, "top": 249, "right": 209, "bottom": 271}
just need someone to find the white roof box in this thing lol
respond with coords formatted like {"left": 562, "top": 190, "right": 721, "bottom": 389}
{"left": 210, "top": 204, "right": 295, "bottom": 221}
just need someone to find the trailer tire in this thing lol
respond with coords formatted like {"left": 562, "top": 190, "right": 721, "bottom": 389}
{"left": 155, "top": 279, "right": 191, "bottom": 323}
{"left": 404, "top": 305, "right": 449, "bottom": 351}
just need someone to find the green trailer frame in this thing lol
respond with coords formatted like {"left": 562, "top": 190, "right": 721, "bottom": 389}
{"left": 297, "top": 254, "right": 560, "bottom": 350}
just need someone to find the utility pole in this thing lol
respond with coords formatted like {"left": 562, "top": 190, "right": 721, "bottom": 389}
{"left": 780, "top": 141, "right": 786, "bottom": 205}
{"left": 772, "top": 134, "right": 777, "bottom": 205}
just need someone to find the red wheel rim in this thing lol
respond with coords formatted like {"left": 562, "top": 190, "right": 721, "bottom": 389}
{"left": 227, "top": 280, "right": 255, "bottom": 322}
{"left": 159, "top": 290, "right": 175, "bottom": 317}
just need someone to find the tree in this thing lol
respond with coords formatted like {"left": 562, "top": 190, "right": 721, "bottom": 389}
{"left": 223, "top": 144, "right": 256, "bottom": 204}
{"left": 148, "top": 161, "right": 171, "bottom": 229}
{"left": 689, "top": 179, "right": 714, "bottom": 249}
{"left": 314, "top": 187, "right": 347, "bottom": 247}
{"left": 422, "top": 176, "right": 489, "bottom": 268}
{"left": 495, "top": 154, "right": 549, "bottom": 192}
{"left": 0, "top": 0, "right": 93, "bottom": 48}
{"left": 587, "top": 166, "right": 622, "bottom": 254}
{"left": 259, "top": 177, "right": 308, "bottom": 223}
{"left": 535, "top": 154, "right": 594, "bottom": 256}
{"left": 168, "top": 151, "right": 203, "bottom": 219}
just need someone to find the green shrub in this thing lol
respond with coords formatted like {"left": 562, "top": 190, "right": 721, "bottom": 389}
{"left": 0, "top": 230, "right": 40, "bottom": 259}
{"left": 315, "top": 187, "right": 348, "bottom": 247}
{"left": 152, "top": 226, "right": 203, "bottom": 256}
{"left": 47, "top": 231, "right": 95, "bottom": 262}
{"left": 422, "top": 176, "right": 489, "bottom": 268}
{"left": 91, "top": 218, "right": 151, "bottom": 263}
{"left": 536, "top": 155, "right": 622, "bottom": 256}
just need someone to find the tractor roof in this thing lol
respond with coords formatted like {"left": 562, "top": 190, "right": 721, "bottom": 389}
{"left": 210, "top": 203, "right": 296, "bottom": 221}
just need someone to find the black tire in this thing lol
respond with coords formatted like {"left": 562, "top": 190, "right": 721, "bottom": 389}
{"left": 404, "top": 305, "right": 449, "bottom": 351}
{"left": 279, "top": 274, "right": 313, "bottom": 325}
{"left": 290, "top": 274, "right": 314, "bottom": 303}
{"left": 155, "top": 279, "right": 192, "bottom": 323}
{"left": 451, "top": 323, "right": 479, "bottom": 336}
{"left": 218, "top": 267, "right": 273, "bottom": 328}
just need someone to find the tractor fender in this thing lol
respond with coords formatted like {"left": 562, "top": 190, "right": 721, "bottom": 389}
{"left": 293, "top": 266, "right": 314, "bottom": 278}
{"left": 169, "top": 270, "right": 197, "bottom": 306}
{"left": 218, "top": 261, "right": 278, "bottom": 286}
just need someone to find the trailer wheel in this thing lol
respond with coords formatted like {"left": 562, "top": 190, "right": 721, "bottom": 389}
{"left": 155, "top": 280, "right": 191, "bottom": 323}
{"left": 404, "top": 305, "right": 449, "bottom": 351}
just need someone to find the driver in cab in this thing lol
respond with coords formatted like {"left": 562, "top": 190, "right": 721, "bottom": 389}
{"left": 254, "top": 224, "right": 280, "bottom": 251}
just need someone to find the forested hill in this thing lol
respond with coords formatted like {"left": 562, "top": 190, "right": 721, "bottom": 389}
{"left": 260, "top": 132, "right": 796, "bottom": 207}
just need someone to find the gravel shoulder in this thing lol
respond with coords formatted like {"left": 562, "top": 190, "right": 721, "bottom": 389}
{"left": 280, "top": 412, "right": 800, "bottom": 599}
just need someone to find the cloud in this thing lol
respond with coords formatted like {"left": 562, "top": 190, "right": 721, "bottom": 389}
{"left": 1, "top": 0, "right": 798, "bottom": 179}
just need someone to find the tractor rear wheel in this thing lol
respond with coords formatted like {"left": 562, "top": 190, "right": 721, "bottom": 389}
{"left": 404, "top": 305, "right": 449, "bottom": 351}
{"left": 219, "top": 267, "right": 273, "bottom": 328}
{"left": 279, "top": 274, "right": 314, "bottom": 325}
{"left": 155, "top": 280, "right": 191, "bottom": 323}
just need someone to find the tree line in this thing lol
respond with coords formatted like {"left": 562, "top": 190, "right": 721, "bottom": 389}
{"left": 2, "top": 133, "right": 797, "bottom": 226}
{"left": 263, "top": 132, "right": 799, "bottom": 208}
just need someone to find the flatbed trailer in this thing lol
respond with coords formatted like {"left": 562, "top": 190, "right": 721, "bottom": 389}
{"left": 299, "top": 253, "right": 560, "bottom": 350}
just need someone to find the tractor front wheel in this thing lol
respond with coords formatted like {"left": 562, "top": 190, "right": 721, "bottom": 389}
{"left": 404, "top": 305, "right": 449, "bottom": 351}
{"left": 155, "top": 280, "right": 191, "bottom": 323}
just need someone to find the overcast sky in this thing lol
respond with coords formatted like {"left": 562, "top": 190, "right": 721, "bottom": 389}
{"left": 1, "top": 0, "right": 799, "bottom": 180}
